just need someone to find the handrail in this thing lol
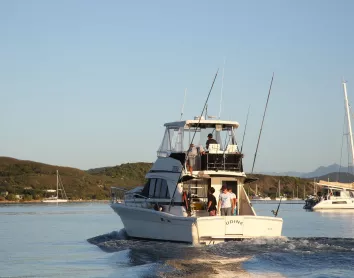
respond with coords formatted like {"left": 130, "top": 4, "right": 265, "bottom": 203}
{"left": 125, "top": 192, "right": 149, "bottom": 199}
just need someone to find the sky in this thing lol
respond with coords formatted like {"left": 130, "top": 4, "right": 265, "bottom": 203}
{"left": 1, "top": 0, "right": 354, "bottom": 173}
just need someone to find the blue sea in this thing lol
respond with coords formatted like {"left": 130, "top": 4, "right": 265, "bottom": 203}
{"left": 1, "top": 202, "right": 354, "bottom": 277}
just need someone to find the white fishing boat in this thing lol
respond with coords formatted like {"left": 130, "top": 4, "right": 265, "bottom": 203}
{"left": 110, "top": 117, "right": 283, "bottom": 245}
{"left": 42, "top": 170, "right": 68, "bottom": 203}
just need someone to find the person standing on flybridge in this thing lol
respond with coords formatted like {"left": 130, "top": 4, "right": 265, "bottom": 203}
{"left": 218, "top": 185, "right": 232, "bottom": 216}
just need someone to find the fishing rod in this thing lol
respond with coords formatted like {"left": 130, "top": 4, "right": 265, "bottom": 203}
{"left": 272, "top": 196, "right": 282, "bottom": 217}
{"left": 190, "top": 69, "right": 219, "bottom": 145}
{"left": 251, "top": 73, "right": 274, "bottom": 174}
{"left": 240, "top": 105, "right": 250, "bottom": 153}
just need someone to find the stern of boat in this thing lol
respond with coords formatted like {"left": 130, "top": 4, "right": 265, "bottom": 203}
{"left": 196, "top": 215, "right": 283, "bottom": 245}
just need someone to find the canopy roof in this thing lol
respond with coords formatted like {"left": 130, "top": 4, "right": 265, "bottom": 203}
{"left": 164, "top": 119, "right": 240, "bottom": 129}
{"left": 316, "top": 180, "right": 354, "bottom": 190}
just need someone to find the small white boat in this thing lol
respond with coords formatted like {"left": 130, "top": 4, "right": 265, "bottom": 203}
{"left": 110, "top": 117, "right": 283, "bottom": 245}
{"left": 42, "top": 170, "right": 68, "bottom": 203}
{"left": 275, "top": 180, "right": 287, "bottom": 201}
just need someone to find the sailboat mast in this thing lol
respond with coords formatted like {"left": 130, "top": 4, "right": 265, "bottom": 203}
{"left": 56, "top": 170, "right": 59, "bottom": 199}
{"left": 343, "top": 81, "right": 354, "bottom": 167}
{"left": 278, "top": 180, "right": 280, "bottom": 198}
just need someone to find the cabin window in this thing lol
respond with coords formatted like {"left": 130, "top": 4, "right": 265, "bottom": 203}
{"left": 148, "top": 179, "right": 156, "bottom": 197}
{"left": 159, "top": 180, "right": 169, "bottom": 198}
{"left": 154, "top": 179, "right": 162, "bottom": 197}
{"left": 332, "top": 201, "right": 347, "bottom": 204}
{"left": 183, "top": 179, "right": 209, "bottom": 199}
{"left": 143, "top": 178, "right": 170, "bottom": 199}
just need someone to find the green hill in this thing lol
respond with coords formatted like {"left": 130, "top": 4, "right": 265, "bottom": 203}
{"left": 0, "top": 157, "right": 152, "bottom": 201}
{"left": 0, "top": 156, "right": 318, "bottom": 202}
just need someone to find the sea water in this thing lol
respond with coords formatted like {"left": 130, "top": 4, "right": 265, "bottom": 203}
{"left": 1, "top": 202, "right": 354, "bottom": 277}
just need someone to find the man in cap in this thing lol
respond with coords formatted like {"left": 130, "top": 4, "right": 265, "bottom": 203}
{"left": 205, "top": 133, "right": 218, "bottom": 150}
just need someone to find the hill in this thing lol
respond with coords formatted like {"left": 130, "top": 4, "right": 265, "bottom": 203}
{"left": 261, "top": 163, "right": 354, "bottom": 179}
{"left": 0, "top": 157, "right": 152, "bottom": 201}
{"left": 246, "top": 174, "right": 315, "bottom": 199}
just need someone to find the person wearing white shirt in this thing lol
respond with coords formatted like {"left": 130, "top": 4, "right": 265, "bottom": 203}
{"left": 218, "top": 185, "right": 232, "bottom": 216}
{"left": 228, "top": 186, "right": 237, "bottom": 215}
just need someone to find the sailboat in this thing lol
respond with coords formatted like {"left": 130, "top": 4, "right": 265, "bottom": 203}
{"left": 252, "top": 184, "right": 271, "bottom": 200}
{"left": 309, "top": 81, "right": 354, "bottom": 210}
{"left": 292, "top": 186, "right": 302, "bottom": 200}
{"left": 275, "top": 180, "right": 287, "bottom": 200}
{"left": 42, "top": 170, "right": 68, "bottom": 203}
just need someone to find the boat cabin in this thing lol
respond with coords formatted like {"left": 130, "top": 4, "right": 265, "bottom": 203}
{"left": 111, "top": 117, "right": 256, "bottom": 218}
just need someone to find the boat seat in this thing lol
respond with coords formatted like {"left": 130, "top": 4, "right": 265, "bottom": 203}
{"left": 226, "top": 144, "right": 238, "bottom": 153}
{"left": 208, "top": 144, "right": 220, "bottom": 153}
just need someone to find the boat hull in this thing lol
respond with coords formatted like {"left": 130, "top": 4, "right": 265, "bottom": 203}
{"left": 111, "top": 203, "right": 197, "bottom": 243}
{"left": 313, "top": 199, "right": 354, "bottom": 210}
{"left": 111, "top": 203, "right": 283, "bottom": 245}
{"left": 42, "top": 199, "right": 68, "bottom": 203}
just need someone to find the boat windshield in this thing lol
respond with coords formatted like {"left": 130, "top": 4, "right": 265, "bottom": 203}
{"left": 157, "top": 125, "right": 237, "bottom": 157}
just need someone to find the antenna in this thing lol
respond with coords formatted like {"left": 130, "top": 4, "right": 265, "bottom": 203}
{"left": 251, "top": 73, "right": 275, "bottom": 173}
{"left": 180, "top": 88, "right": 187, "bottom": 120}
{"left": 240, "top": 105, "right": 250, "bottom": 153}
{"left": 218, "top": 57, "right": 226, "bottom": 119}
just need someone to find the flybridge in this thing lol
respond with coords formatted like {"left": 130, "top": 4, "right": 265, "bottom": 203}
{"left": 158, "top": 117, "right": 240, "bottom": 156}
{"left": 157, "top": 117, "right": 243, "bottom": 172}
{"left": 164, "top": 118, "right": 240, "bottom": 129}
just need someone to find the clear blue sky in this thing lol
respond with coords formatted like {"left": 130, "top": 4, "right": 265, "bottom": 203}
{"left": 1, "top": 0, "right": 354, "bottom": 173}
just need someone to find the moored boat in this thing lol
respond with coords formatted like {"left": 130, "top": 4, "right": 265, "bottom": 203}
{"left": 42, "top": 170, "right": 68, "bottom": 203}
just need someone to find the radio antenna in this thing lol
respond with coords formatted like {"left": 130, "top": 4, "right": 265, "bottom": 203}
{"left": 180, "top": 88, "right": 187, "bottom": 120}
{"left": 240, "top": 105, "right": 250, "bottom": 153}
{"left": 218, "top": 57, "right": 226, "bottom": 119}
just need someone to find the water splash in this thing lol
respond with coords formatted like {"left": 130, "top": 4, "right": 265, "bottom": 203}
{"left": 88, "top": 231, "right": 354, "bottom": 277}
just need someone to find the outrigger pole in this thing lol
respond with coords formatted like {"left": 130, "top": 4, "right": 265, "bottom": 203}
{"left": 251, "top": 73, "right": 274, "bottom": 173}
{"left": 169, "top": 69, "right": 219, "bottom": 211}
{"left": 190, "top": 69, "right": 219, "bottom": 145}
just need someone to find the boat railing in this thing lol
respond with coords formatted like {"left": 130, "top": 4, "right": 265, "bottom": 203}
{"left": 110, "top": 186, "right": 156, "bottom": 206}
{"left": 110, "top": 187, "right": 127, "bottom": 203}
{"left": 181, "top": 153, "right": 243, "bottom": 172}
